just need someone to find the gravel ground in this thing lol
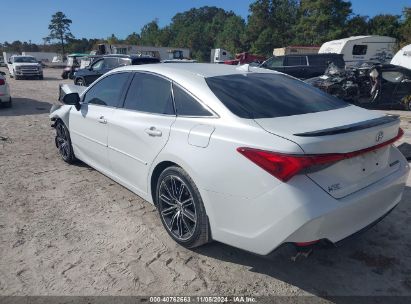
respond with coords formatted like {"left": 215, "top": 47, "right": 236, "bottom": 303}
{"left": 0, "top": 68, "right": 410, "bottom": 299}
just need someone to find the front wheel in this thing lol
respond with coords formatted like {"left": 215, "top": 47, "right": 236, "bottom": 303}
{"left": 55, "top": 120, "right": 76, "bottom": 163}
{"left": 156, "top": 166, "right": 210, "bottom": 248}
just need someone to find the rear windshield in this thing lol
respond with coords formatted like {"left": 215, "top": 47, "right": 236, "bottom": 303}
{"left": 205, "top": 73, "right": 348, "bottom": 119}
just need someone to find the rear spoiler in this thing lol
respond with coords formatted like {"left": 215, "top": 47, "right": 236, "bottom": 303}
{"left": 294, "top": 115, "right": 400, "bottom": 137}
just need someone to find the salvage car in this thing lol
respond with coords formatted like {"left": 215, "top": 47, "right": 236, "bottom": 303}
{"left": 0, "top": 71, "right": 11, "bottom": 107}
{"left": 50, "top": 63, "right": 409, "bottom": 255}
{"left": 73, "top": 54, "right": 160, "bottom": 86}
{"left": 7, "top": 55, "right": 43, "bottom": 80}
{"left": 306, "top": 63, "right": 411, "bottom": 111}
{"left": 260, "top": 53, "right": 345, "bottom": 79}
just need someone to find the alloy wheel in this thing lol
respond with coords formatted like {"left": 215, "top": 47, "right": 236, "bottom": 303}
{"left": 158, "top": 175, "right": 197, "bottom": 241}
{"left": 56, "top": 123, "right": 70, "bottom": 160}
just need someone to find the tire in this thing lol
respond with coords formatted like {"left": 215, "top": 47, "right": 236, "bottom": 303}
{"left": 406, "top": 101, "right": 411, "bottom": 111}
{"left": 4, "top": 97, "right": 12, "bottom": 108}
{"left": 54, "top": 120, "right": 76, "bottom": 164}
{"left": 75, "top": 78, "right": 85, "bottom": 86}
{"left": 156, "top": 166, "right": 210, "bottom": 248}
{"left": 62, "top": 72, "right": 68, "bottom": 79}
{"left": 14, "top": 72, "right": 20, "bottom": 80}
{"left": 38, "top": 75, "right": 43, "bottom": 80}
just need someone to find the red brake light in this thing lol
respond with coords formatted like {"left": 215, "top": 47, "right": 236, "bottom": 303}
{"left": 237, "top": 128, "right": 404, "bottom": 182}
{"left": 0, "top": 79, "right": 5, "bottom": 85}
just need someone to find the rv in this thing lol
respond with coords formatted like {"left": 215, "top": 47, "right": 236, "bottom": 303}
{"left": 210, "top": 48, "right": 233, "bottom": 63}
{"left": 319, "top": 35, "right": 396, "bottom": 66}
{"left": 391, "top": 44, "right": 411, "bottom": 70}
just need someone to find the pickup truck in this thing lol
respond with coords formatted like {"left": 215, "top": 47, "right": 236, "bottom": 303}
{"left": 7, "top": 55, "right": 43, "bottom": 80}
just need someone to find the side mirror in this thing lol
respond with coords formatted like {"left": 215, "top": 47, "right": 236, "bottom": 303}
{"left": 62, "top": 92, "right": 81, "bottom": 111}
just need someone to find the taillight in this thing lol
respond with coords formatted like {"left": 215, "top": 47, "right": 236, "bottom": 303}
{"left": 237, "top": 128, "right": 404, "bottom": 182}
{"left": 0, "top": 79, "right": 5, "bottom": 85}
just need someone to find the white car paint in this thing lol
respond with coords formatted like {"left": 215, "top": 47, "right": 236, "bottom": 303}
{"left": 391, "top": 44, "right": 411, "bottom": 70}
{"left": 50, "top": 63, "right": 410, "bottom": 255}
{"left": 0, "top": 72, "right": 11, "bottom": 106}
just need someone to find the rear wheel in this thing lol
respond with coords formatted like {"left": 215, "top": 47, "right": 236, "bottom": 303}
{"left": 156, "top": 166, "right": 210, "bottom": 248}
{"left": 55, "top": 120, "right": 76, "bottom": 164}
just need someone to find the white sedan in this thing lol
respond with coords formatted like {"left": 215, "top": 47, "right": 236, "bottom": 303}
{"left": 0, "top": 71, "right": 11, "bottom": 107}
{"left": 50, "top": 63, "right": 410, "bottom": 255}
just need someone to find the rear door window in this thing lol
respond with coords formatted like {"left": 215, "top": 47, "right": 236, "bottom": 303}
{"left": 104, "top": 57, "right": 120, "bottom": 69}
{"left": 285, "top": 56, "right": 307, "bottom": 66}
{"left": 206, "top": 73, "right": 348, "bottom": 119}
{"left": 172, "top": 84, "right": 213, "bottom": 116}
{"left": 123, "top": 73, "right": 174, "bottom": 115}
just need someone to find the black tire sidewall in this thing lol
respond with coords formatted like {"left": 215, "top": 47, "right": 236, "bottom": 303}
{"left": 156, "top": 166, "right": 208, "bottom": 248}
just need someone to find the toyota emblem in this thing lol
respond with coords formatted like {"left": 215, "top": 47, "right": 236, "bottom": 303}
{"left": 376, "top": 131, "right": 384, "bottom": 142}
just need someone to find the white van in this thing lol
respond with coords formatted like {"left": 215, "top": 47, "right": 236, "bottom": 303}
{"left": 391, "top": 44, "right": 411, "bottom": 70}
{"left": 319, "top": 35, "right": 396, "bottom": 67}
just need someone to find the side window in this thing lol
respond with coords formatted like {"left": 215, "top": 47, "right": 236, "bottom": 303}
{"left": 264, "top": 56, "right": 284, "bottom": 68}
{"left": 104, "top": 57, "right": 120, "bottom": 69}
{"left": 91, "top": 59, "right": 104, "bottom": 71}
{"left": 173, "top": 84, "right": 213, "bottom": 117}
{"left": 123, "top": 73, "right": 174, "bottom": 115}
{"left": 119, "top": 58, "right": 132, "bottom": 66}
{"left": 83, "top": 73, "right": 129, "bottom": 107}
{"left": 285, "top": 56, "right": 306, "bottom": 66}
{"left": 353, "top": 45, "right": 367, "bottom": 55}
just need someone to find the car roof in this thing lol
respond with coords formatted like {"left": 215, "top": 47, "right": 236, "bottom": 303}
{"left": 105, "top": 63, "right": 281, "bottom": 120}
{"left": 111, "top": 63, "right": 277, "bottom": 79}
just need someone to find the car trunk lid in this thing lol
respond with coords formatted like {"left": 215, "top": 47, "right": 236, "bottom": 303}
{"left": 254, "top": 106, "right": 402, "bottom": 198}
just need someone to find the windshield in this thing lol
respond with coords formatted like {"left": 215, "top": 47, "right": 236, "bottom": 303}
{"left": 13, "top": 57, "right": 38, "bottom": 63}
{"left": 206, "top": 73, "right": 348, "bottom": 119}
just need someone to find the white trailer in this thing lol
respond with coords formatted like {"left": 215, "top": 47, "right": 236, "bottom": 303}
{"left": 22, "top": 52, "right": 58, "bottom": 63}
{"left": 96, "top": 44, "right": 191, "bottom": 61}
{"left": 391, "top": 44, "right": 411, "bottom": 70}
{"left": 319, "top": 35, "right": 396, "bottom": 66}
{"left": 210, "top": 48, "right": 233, "bottom": 63}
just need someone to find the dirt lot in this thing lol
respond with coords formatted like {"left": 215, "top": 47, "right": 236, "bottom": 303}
{"left": 0, "top": 67, "right": 410, "bottom": 299}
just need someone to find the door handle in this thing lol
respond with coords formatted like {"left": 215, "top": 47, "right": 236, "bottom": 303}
{"left": 145, "top": 126, "right": 162, "bottom": 137}
{"left": 98, "top": 116, "right": 107, "bottom": 124}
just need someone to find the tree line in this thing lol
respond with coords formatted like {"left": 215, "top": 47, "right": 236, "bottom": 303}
{"left": 1, "top": 0, "right": 410, "bottom": 62}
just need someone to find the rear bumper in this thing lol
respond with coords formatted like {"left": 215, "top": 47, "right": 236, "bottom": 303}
{"left": 204, "top": 149, "right": 410, "bottom": 255}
